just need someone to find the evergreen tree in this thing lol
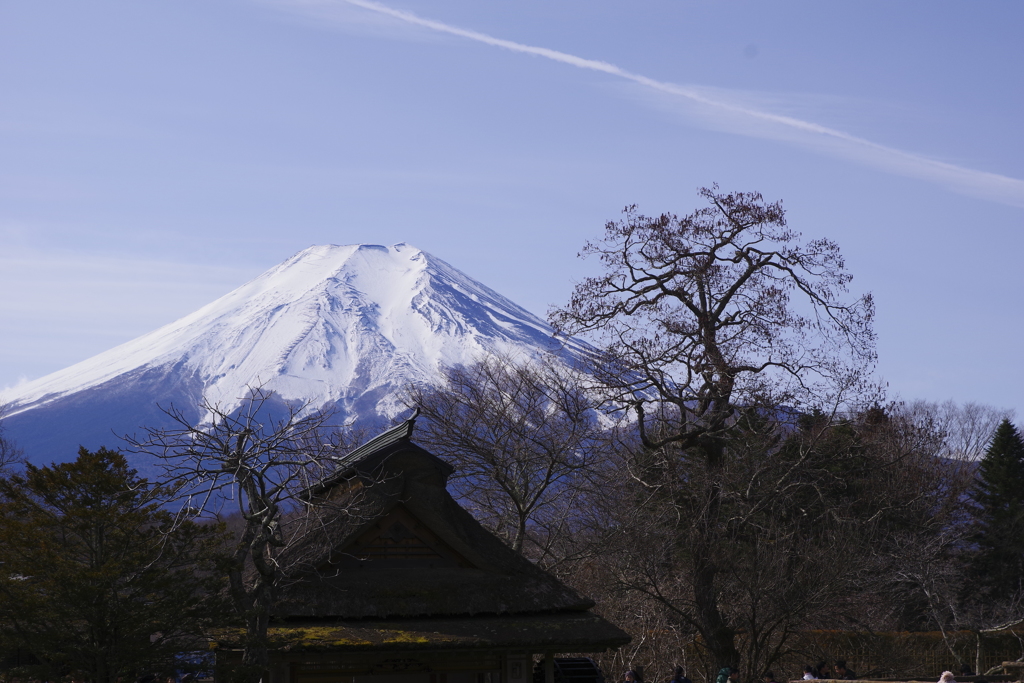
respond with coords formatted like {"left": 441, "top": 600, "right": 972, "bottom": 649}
{"left": 970, "top": 419, "right": 1024, "bottom": 597}
{"left": 0, "top": 448, "right": 229, "bottom": 683}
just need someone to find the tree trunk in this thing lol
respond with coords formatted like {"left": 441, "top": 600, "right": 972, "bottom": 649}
{"left": 693, "top": 556, "right": 741, "bottom": 671}
{"left": 241, "top": 592, "right": 270, "bottom": 683}
{"left": 693, "top": 436, "right": 741, "bottom": 671}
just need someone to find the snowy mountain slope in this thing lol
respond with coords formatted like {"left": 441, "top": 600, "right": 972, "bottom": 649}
{"left": 1, "top": 243, "right": 594, "bottom": 462}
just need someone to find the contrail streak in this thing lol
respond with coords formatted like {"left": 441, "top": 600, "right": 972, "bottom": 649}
{"left": 327, "top": 0, "right": 1024, "bottom": 207}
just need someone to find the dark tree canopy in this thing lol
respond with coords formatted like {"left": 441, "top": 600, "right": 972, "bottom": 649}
{"left": 0, "top": 447, "right": 228, "bottom": 683}
{"left": 970, "top": 419, "right": 1024, "bottom": 598}
{"left": 592, "top": 403, "right": 968, "bottom": 679}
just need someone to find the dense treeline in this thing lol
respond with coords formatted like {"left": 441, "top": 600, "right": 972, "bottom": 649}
{"left": 1, "top": 188, "right": 1021, "bottom": 683}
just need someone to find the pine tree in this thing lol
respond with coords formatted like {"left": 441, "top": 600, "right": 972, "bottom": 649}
{"left": 0, "top": 448, "right": 229, "bottom": 683}
{"left": 970, "top": 419, "right": 1024, "bottom": 598}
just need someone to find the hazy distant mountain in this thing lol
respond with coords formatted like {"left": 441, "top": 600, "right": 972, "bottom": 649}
{"left": 1, "top": 243, "right": 593, "bottom": 464}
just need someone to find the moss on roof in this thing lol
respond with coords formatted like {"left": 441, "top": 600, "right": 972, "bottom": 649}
{"left": 210, "top": 612, "right": 629, "bottom": 654}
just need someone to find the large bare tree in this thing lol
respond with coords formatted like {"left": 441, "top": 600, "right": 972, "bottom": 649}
{"left": 549, "top": 187, "right": 878, "bottom": 674}
{"left": 127, "top": 386, "right": 355, "bottom": 683}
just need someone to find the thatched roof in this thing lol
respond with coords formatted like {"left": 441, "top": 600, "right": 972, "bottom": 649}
{"left": 273, "top": 414, "right": 598, "bottom": 620}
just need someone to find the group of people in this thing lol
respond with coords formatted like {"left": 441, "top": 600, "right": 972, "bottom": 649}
{"left": 622, "top": 666, "right": 693, "bottom": 683}
{"left": 621, "top": 664, "right": 730, "bottom": 683}
{"left": 621, "top": 660, "right": 857, "bottom": 683}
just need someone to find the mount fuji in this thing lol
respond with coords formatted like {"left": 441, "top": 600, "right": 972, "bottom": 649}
{"left": 1, "top": 243, "right": 595, "bottom": 464}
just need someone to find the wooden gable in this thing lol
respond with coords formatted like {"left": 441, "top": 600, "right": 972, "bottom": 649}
{"left": 275, "top": 414, "right": 605, "bottom": 620}
{"left": 325, "top": 504, "right": 474, "bottom": 570}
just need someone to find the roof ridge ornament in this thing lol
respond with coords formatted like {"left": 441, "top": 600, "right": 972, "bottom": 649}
{"left": 336, "top": 407, "right": 418, "bottom": 462}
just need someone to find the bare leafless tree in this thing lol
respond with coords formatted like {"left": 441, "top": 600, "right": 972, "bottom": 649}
{"left": 126, "top": 386, "right": 355, "bottom": 683}
{"left": 0, "top": 404, "right": 23, "bottom": 473}
{"left": 549, "top": 187, "right": 878, "bottom": 672}
{"left": 903, "top": 399, "right": 1015, "bottom": 461}
{"left": 408, "top": 352, "right": 609, "bottom": 567}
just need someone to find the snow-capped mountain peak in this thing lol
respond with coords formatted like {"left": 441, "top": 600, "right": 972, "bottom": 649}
{"left": 2, "top": 244, "right": 588, "bottom": 460}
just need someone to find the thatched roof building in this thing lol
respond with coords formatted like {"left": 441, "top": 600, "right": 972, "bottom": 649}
{"left": 214, "top": 412, "right": 629, "bottom": 683}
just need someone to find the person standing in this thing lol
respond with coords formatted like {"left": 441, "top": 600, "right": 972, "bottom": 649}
{"left": 716, "top": 667, "right": 739, "bottom": 683}
{"left": 669, "top": 667, "right": 692, "bottom": 683}
{"left": 834, "top": 661, "right": 856, "bottom": 680}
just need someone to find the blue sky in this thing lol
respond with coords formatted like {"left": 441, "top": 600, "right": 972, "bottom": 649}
{"left": 1, "top": 0, "right": 1022, "bottom": 415}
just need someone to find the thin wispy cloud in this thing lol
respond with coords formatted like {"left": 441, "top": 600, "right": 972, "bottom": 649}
{"left": 0, "top": 248, "right": 254, "bottom": 324}
{"left": 280, "top": 0, "right": 1024, "bottom": 208}
{"left": 0, "top": 247, "right": 259, "bottom": 394}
